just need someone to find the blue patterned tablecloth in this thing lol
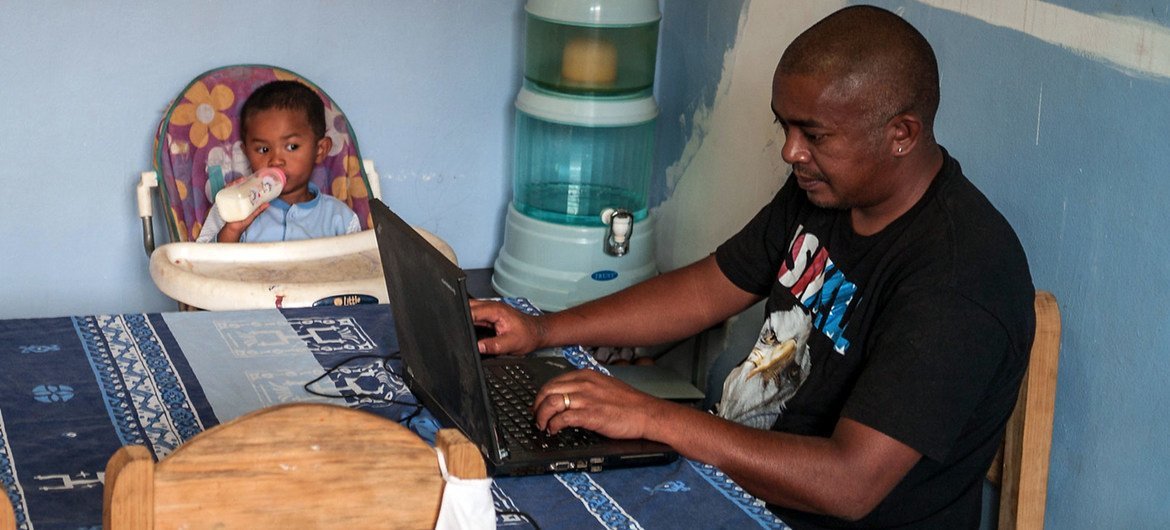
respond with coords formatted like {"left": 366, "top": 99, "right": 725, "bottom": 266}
{"left": 0, "top": 303, "right": 787, "bottom": 530}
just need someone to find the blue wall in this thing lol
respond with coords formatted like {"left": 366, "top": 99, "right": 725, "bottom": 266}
{"left": 884, "top": 3, "right": 1170, "bottom": 526}
{"left": 652, "top": 0, "right": 747, "bottom": 206}
{"left": 0, "top": 1, "right": 523, "bottom": 318}
{"left": 1, "top": 0, "right": 1167, "bottom": 526}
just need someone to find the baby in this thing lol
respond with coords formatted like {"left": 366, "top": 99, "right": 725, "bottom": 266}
{"left": 197, "top": 80, "right": 361, "bottom": 243}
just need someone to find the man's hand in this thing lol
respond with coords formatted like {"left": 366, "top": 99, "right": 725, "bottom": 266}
{"left": 469, "top": 299, "right": 546, "bottom": 355}
{"left": 531, "top": 369, "right": 670, "bottom": 441}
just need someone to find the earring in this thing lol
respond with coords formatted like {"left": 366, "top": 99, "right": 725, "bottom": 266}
{"left": 897, "top": 147, "right": 903, "bottom": 154}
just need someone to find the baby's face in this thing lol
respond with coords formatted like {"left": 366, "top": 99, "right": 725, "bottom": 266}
{"left": 242, "top": 107, "right": 328, "bottom": 203}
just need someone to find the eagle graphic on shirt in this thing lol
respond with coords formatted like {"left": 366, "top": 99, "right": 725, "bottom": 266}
{"left": 716, "top": 225, "right": 857, "bottom": 429}
{"left": 717, "top": 298, "right": 812, "bottom": 429}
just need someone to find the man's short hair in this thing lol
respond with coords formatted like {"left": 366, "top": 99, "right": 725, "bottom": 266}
{"left": 779, "top": 5, "right": 940, "bottom": 134}
{"left": 240, "top": 80, "right": 327, "bottom": 141}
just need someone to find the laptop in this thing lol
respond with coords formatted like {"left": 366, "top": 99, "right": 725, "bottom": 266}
{"left": 371, "top": 199, "right": 677, "bottom": 476}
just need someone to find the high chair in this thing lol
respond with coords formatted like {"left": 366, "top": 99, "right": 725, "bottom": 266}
{"left": 137, "top": 65, "right": 456, "bottom": 310}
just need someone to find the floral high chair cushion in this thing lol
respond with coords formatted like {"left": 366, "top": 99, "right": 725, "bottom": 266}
{"left": 154, "top": 64, "right": 373, "bottom": 242}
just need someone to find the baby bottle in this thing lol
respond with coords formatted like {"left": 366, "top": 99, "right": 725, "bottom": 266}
{"left": 214, "top": 167, "right": 286, "bottom": 222}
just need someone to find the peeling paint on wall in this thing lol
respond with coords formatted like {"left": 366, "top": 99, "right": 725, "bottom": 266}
{"left": 654, "top": 0, "right": 1170, "bottom": 274}
{"left": 653, "top": 1, "right": 845, "bottom": 271}
{"left": 919, "top": 0, "right": 1170, "bottom": 80}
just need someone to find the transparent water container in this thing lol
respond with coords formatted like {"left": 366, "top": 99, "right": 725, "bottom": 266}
{"left": 524, "top": 0, "right": 660, "bottom": 96}
{"left": 512, "top": 85, "right": 657, "bottom": 226}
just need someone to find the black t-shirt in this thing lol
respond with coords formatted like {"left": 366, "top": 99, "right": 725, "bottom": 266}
{"left": 714, "top": 149, "right": 1034, "bottom": 529}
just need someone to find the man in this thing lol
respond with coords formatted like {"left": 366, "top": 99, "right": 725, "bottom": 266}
{"left": 472, "top": 5, "right": 1034, "bottom": 528}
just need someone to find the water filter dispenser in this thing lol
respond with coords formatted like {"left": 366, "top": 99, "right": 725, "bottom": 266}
{"left": 493, "top": 0, "right": 661, "bottom": 311}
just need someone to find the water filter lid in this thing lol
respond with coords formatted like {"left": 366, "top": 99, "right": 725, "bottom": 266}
{"left": 525, "top": 0, "right": 660, "bottom": 26}
{"left": 515, "top": 86, "right": 657, "bottom": 127}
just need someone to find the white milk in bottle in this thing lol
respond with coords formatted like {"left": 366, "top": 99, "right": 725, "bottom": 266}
{"left": 214, "top": 167, "right": 286, "bottom": 222}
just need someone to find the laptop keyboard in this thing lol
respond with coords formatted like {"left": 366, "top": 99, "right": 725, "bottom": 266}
{"left": 486, "top": 364, "right": 601, "bottom": 452}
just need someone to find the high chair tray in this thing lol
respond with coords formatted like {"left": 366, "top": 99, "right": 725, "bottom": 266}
{"left": 150, "top": 228, "right": 457, "bottom": 310}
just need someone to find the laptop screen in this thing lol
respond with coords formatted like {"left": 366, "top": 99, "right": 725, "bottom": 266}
{"left": 371, "top": 200, "right": 499, "bottom": 457}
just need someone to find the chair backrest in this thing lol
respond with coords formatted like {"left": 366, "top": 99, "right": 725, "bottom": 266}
{"left": 0, "top": 493, "right": 13, "bottom": 530}
{"left": 103, "top": 403, "right": 487, "bottom": 529}
{"left": 154, "top": 64, "right": 375, "bottom": 243}
{"left": 987, "top": 290, "right": 1061, "bottom": 529}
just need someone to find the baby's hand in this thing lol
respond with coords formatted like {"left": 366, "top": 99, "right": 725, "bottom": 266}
{"left": 216, "top": 202, "right": 269, "bottom": 243}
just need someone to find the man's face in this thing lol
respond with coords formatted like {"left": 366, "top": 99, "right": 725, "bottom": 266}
{"left": 771, "top": 71, "right": 891, "bottom": 211}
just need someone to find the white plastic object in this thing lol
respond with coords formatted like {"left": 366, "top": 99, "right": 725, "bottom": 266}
{"left": 214, "top": 167, "right": 286, "bottom": 222}
{"left": 137, "top": 171, "right": 158, "bottom": 218}
{"left": 362, "top": 159, "right": 383, "bottom": 200}
{"left": 602, "top": 207, "right": 632, "bottom": 242}
{"left": 149, "top": 228, "right": 458, "bottom": 310}
{"left": 525, "top": 0, "right": 660, "bottom": 26}
{"left": 611, "top": 214, "right": 631, "bottom": 243}
{"left": 493, "top": 204, "right": 656, "bottom": 311}
{"left": 514, "top": 85, "right": 657, "bottom": 127}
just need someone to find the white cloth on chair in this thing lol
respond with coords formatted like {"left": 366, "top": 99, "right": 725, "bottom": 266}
{"left": 435, "top": 448, "right": 496, "bottom": 530}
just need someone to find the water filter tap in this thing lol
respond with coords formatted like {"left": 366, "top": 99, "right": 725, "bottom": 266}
{"left": 601, "top": 208, "right": 634, "bottom": 257}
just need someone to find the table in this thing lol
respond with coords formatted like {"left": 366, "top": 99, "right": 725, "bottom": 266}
{"left": 0, "top": 303, "right": 788, "bottom": 529}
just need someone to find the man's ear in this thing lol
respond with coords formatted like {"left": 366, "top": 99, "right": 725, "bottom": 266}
{"left": 315, "top": 136, "right": 333, "bottom": 164}
{"left": 888, "top": 113, "right": 923, "bottom": 157}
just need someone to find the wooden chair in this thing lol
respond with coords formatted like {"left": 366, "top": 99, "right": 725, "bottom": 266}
{"left": 987, "top": 290, "right": 1061, "bottom": 529}
{"left": 103, "top": 403, "right": 487, "bottom": 529}
{"left": 0, "top": 493, "right": 14, "bottom": 530}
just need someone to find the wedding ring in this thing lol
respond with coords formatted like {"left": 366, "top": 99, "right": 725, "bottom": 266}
{"left": 562, "top": 393, "right": 572, "bottom": 411}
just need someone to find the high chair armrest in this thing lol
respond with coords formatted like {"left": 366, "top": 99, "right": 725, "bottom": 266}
{"left": 138, "top": 171, "right": 158, "bottom": 257}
